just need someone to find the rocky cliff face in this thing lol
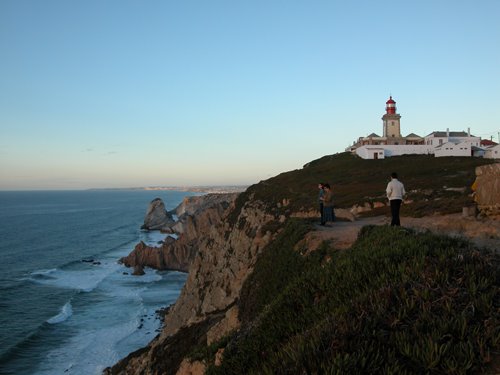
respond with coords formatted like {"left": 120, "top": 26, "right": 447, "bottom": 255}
{"left": 173, "top": 194, "right": 234, "bottom": 217}
{"left": 474, "top": 163, "right": 500, "bottom": 216}
{"left": 141, "top": 198, "right": 175, "bottom": 231}
{"left": 121, "top": 193, "right": 239, "bottom": 273}
{"left": 105, "top": 191, "right": 278, "bottom": 374}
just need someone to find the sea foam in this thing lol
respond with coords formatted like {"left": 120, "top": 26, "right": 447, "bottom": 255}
{"left": 30, "top": 261, "right": 120, "bottom": 293}
{"left": 47, "top": 302, "right": 73, "bottom": 324}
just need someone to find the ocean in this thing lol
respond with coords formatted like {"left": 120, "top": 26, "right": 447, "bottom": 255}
{"left": 0, "top": 190, "right": 195, "bottom": 375}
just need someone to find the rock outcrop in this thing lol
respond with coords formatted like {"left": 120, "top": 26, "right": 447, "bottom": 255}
{"left": 473, "top": 163, "right": 500, "bottom": 216}
{"left": 141, "top": 198, "right": 175, "bottom": 231}
{"left": 106, "top": 191, "right": 278, "bottom": 374}
{"left": 172, "top": 193, "right": 238, "bottom": 234}
{"left": 121, "top": 193, "right": 240, "bottom": 273}
{"left": 120, "top": 237, "right": 194, "bottom": 272}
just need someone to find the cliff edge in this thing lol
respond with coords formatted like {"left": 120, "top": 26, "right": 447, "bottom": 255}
{"left": 105, "top": 154, "right": 499, "bottom": 375}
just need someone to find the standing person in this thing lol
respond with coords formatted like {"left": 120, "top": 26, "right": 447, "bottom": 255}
{"left": 322, "top": 183, "right": 335, "bottom": 225}
{"left": 318, "top": 183, "right": 325, "bottom": 225}
{"left": 386, "top": 172, "right": 405, "bottom": 226}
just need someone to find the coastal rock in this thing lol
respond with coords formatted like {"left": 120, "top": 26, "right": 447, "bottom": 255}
{"left": 141, "top": 198, "right": 175, "bottom": 231}
{"left": 132, "top": 265, "right": 145, "bottom": 276}
{"left": 173, "top": 193, "right": 237, "bottom": 221}
{"left": 120, "top": 237, "right": 192, "bottom": 273}
{"left": 474, "top": 163, "right": 500, "bottom": 216}
{"left": 106, "top": 193, "right": 278, "bottom": 374}
{"left": 159, "top": 197, "right": 275, "bottom": 336}
{"left": 121, "top": 194, "right": 239, "bottom": 273}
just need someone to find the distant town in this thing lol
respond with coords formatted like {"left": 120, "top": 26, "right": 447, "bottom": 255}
{"left": 143, "top": 186, "right": 248, "bottom": 193}
{"left": 90, "top": 186, "right": 248, "bottom": 193}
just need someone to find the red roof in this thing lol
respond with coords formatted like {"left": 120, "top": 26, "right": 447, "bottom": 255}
{"left": 386, "top": 96, "right": 395, "bottom": 104}
{"left": 481, "top": 139, "right": 498, "bottom": 146}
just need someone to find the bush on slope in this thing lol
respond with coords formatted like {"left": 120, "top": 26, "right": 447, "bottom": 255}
{"left": 206, "top": 222, "right": 500, "bottom": 374}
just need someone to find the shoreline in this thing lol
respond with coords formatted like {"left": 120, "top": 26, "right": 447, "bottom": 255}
{"left": 88, "top": 186, "right": 248, "bottom": 194}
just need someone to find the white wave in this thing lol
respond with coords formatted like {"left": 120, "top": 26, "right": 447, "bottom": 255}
{"left": 128, "top": 268, "right": 162, "bottom": 283}
{"left": 18, "top": 268, "right": 58, "bottom": 282}
{"left": 32, "top": 268, "right": 57, "bottom": 275}
{"left": 32, "top": 268, "right": 187, "bottom": 375}
{"left": 30, "top": 263, "right": 119, "bottom": 292}
{"left": 140, "top": 230, "right": 168, "bottom": 246}
{"left": 34, "top": 295, "right": 161, "bottom": 374}
{"left": 30, "top": 268, "right": 58, "bottom": 277}
{"left": 47, "top": 302, "right": 73, "bottom": 324}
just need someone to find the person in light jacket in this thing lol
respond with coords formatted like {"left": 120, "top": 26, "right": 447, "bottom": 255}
{"left": 386, "top": 172, "right": 405, "bottom": 226}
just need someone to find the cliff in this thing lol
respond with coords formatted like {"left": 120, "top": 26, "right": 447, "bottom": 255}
{"left": 107, "top": 190, "right": 279, "bottom": 374}
{"left": 105, "top": 154, "right": 499, "bottom": 375}
{"left": 141, "top": 198, "right": 175, "bottom": 231}
{"left": 121, "top": 193, "right": 239, "bottom": 273}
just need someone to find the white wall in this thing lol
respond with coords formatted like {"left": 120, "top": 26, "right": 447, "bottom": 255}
{"left": 354, "top": 142, "right": 481, "bottom": 159}
{"left": 425, "top": 137, "right": 448, "bottom": 146}
{"left": 485, "top": 145, "right": 500, "bottom": 159}
{"left": 425, "top": 135, "right": 481, "bottom": 147}
{"left": 435, "top": 142, "right": 471, "bottom": 157}
{"left": 355, "top": 147, "right": 385, "bottom": 159}
{"left": 382, "top": 145, "right": 434, "bottom": 157}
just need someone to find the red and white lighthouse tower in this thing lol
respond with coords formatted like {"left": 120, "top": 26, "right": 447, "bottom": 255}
{"left": 382, "top": 96, "right": 402, "bottom": 138}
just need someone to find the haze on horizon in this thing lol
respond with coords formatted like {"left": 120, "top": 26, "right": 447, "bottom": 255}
{"left": 1, "top": 0, "right": 499, "bottom": 190}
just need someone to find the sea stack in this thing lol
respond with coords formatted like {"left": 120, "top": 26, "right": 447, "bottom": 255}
{"left": 141, "top": 198, "right": 175, "bottom": 232}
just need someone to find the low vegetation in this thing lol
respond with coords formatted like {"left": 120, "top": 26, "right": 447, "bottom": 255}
{"left": 231, "top": 153, "right": 494, "bottom": 220}
{"left": 200, "top": 219, "right": 499, "bottom": 374}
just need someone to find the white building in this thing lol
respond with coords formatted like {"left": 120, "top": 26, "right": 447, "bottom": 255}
{"left": 355, "top": 146, "right": 386, "bottom": 160}
{"left": 434, "top": 141, "right": 473, "bottom": 157}
{"left": 348, "top": 97, "right": 484, "bottom": 159}
{"left": 424, "top": 129, "right": 480, "bottom": 148}
{"left": 485, "top": 145, "right": 500, "bottom": 159}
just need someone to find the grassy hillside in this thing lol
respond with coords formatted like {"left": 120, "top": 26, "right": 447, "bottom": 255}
{"left": 195, "top": 219, "right": 500, "bottom": 374}
{"left": 237, "top": 153, "right": 494, "bottom": 218}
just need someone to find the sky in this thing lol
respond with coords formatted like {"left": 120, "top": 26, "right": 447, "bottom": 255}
{"left": 1, "top": 0, "right": 499, "bottom": 190}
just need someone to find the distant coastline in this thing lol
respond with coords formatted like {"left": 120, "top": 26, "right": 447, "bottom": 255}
{"left": 88, "top": 185, "right": 248, "bottom": 194}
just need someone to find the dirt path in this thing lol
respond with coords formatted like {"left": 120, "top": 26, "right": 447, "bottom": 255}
{"left": 304, "top": 214, "right": 500, "bottom": 252}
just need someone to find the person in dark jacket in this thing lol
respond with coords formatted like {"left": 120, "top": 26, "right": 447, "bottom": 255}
{"left": 321, "top": 183, "right": 335, "bottom": 225}
{"left": 318, "top": 183, "right": 325, "bottom": 225}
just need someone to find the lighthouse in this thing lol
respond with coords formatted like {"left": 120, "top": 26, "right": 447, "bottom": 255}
{"left": 382, "top": 96, "right": 402, "bottom": 138}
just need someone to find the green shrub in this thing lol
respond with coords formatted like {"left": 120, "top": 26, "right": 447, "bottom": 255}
{"left": 238, "top": 153, "right": 493, "bottom": 216}
{"left": 238, "top": 218, "right": 315, "bottom": 324}
{"left": 208, "top": 226, "right": 500, "bottom": 374}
